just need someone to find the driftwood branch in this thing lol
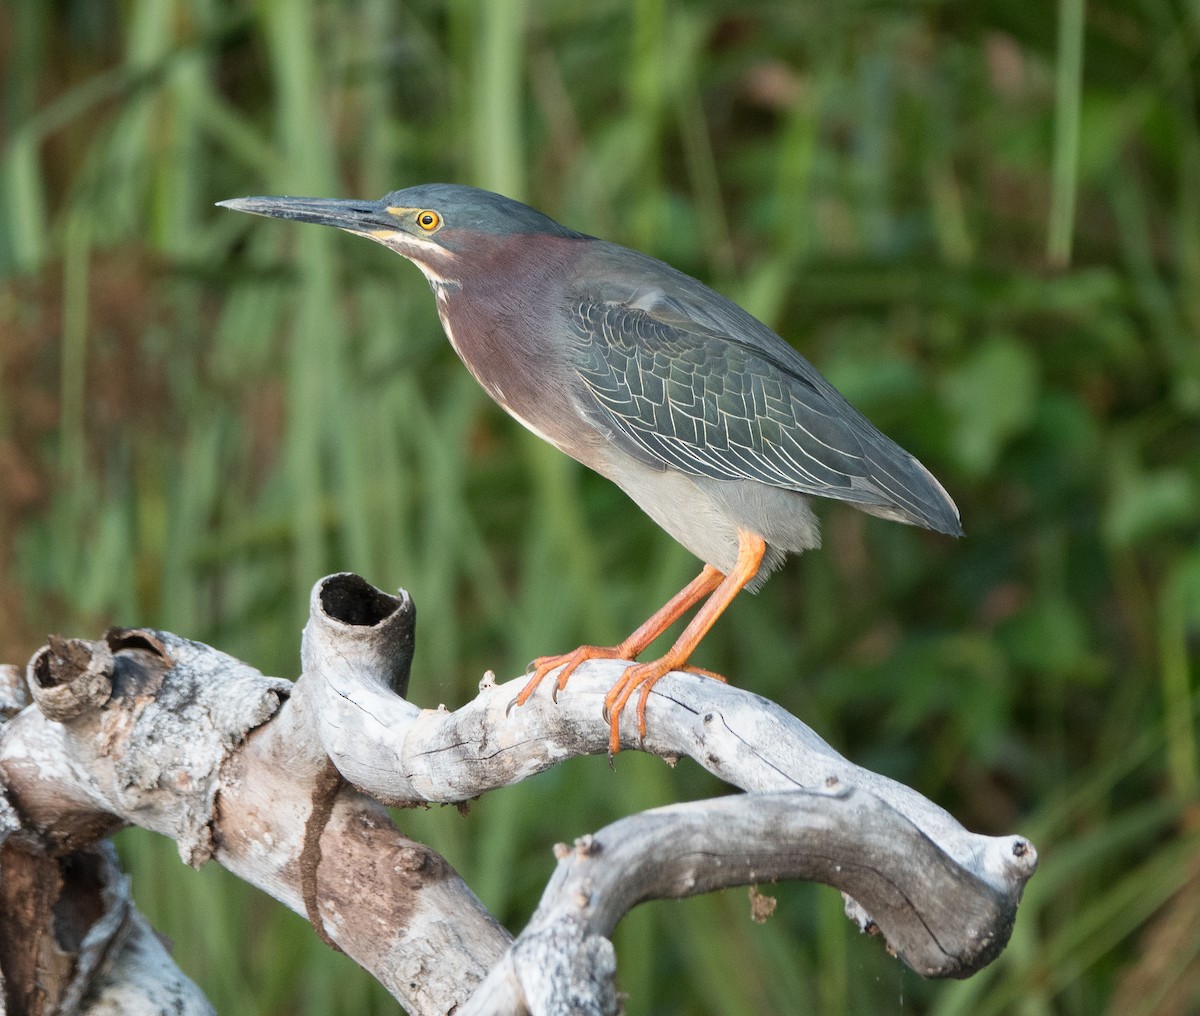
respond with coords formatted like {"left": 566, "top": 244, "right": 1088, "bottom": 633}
{"left": 0, "top": 573, "right": 1037, "bottom": 1015}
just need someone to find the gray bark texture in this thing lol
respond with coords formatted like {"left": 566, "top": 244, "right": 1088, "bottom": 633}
{"left": 0, "top": 572, "right": 1037, "bottom": 1015}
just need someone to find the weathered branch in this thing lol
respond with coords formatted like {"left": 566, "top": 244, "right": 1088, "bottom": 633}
{"left": 0, "top": 573, "right": 1037, "bottom": 1014}
{"left": 1, "top": 656, "right": 213, "bottom": 1016}
{"left": 463, "top": 788, "right": 1023, "bottom": 1015}
{"left": 300, "top": 575, "right": 1032, "bottom": 892}
{"left": 1, "top": 621, "right": 510, "bottom": 1015}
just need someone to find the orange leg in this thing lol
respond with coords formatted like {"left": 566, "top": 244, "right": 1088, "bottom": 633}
{"left": 604, "top": 530, "right": 766, "bottom": 754}
{"left": 512, "top": 564, "right": 724, "bottom": 708}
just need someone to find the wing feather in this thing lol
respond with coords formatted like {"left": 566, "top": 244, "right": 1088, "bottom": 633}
{"left": 563, "top": 258, "right": 962, "bottom": 535}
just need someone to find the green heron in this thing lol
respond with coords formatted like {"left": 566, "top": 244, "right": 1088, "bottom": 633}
{"left": 220, "top": 185, "right": 961, "bottom": 753}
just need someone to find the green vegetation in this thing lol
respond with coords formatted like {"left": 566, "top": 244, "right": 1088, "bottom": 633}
{"left": 3, "top": 1, "right": 1198, "bottom": 1012}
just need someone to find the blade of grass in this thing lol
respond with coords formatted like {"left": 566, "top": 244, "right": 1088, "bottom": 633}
{"left": 1048, "top": 0, "right": 1085, "bottom": 266}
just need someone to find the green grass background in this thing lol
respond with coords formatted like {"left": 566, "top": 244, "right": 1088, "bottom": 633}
{"left": 2, "top": 1, "right": 1199, "bottom": 1013}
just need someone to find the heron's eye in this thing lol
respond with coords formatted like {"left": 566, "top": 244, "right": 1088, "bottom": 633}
{"left": 416, "top": 210, "right": 441, "bottom": 231}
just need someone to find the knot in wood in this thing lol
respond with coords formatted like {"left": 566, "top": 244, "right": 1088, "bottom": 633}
{"left": 28, "top": 637, "right": 114, "bottom": 722}
{"left": 574, "top": 834, "right": 601, "bottom": 857}
{"left": 397, "top": 846, "right": 429, "bottom": 872}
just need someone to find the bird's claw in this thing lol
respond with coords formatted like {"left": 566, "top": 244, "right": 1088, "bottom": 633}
{"left": 514, "top": 648, "right": 729, "bottom": 757}
{"left": 603, "top": 659, "right": 730, "bottom": 754}
{"left": 511, "top": 644, "right": 634, "bottom": 719}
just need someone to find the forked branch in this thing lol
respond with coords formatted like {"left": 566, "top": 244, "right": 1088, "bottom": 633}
{"left": 0, "top": 573, "right": 1036, "bottom": 1015}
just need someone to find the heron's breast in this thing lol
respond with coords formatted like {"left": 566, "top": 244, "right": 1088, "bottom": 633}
{"left": 435, "top": 285, "right": 602, "bottom": 461}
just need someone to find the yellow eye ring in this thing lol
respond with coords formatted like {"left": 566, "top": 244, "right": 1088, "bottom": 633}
{"left": 416, "top": 210, "right": 441, "bottom": 231}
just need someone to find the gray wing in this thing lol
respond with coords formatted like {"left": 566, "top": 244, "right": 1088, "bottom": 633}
{"left": 564, "top": 255, "right": 962, "bottom": 535}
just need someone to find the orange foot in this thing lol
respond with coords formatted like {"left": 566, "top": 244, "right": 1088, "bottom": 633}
{"left": 513, "top": 644, "right": 636, "bottom": 708}
{"left": 508, "top": 531, "right": 765, "bottom": 757}
{"left": 510, "top": 564, "right": 727, "bottom": 713}
{"left": 603, "top": 660, "right": 729, "bottom": 755}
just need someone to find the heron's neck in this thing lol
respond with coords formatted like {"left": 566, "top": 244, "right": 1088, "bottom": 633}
{"left": 422, "top": 234, "right": 596, "bottom": 457}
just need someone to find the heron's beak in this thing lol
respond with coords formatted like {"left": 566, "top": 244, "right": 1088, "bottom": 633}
{"left": 218, "top": 195, "right": 395, "bottom": 236}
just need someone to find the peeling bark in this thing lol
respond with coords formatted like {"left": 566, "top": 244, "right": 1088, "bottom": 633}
{"left": 0, "top": 838, "right": 212, "bottom": 1016}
